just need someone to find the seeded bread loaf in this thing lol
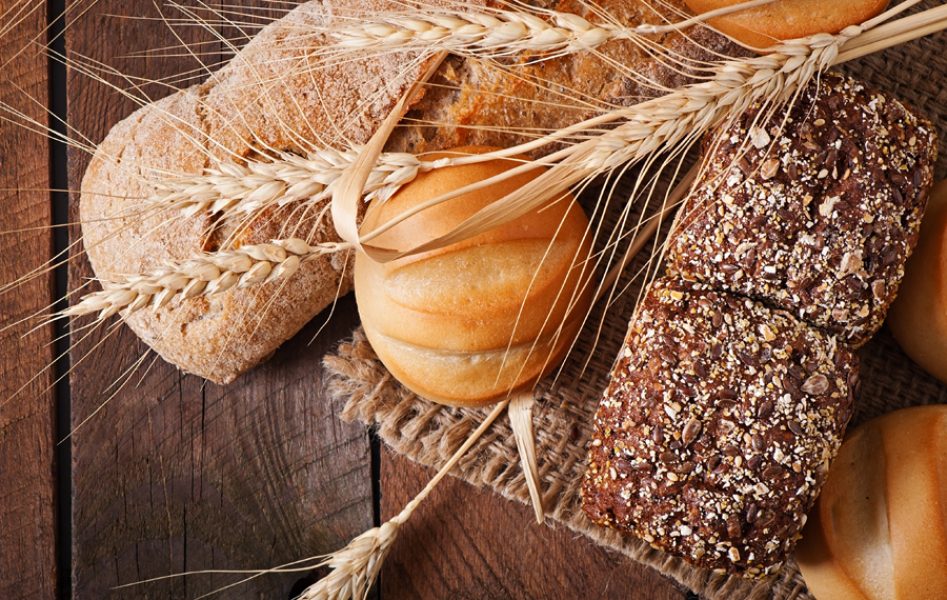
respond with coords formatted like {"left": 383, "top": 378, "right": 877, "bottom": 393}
{"left": 582, "top": 75, "right": 936, "bottom": 576}
{"left": 582, "top": 278, "right": 856, "bottom": 576}
{"left": 666, "top": 73, "right": 936, "bottom": 346}
{"left": 81, "top": 0, "right": 737, "bottom": 383}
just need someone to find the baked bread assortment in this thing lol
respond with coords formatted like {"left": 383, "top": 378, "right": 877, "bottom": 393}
{"left": 80, "top": 0, "right": 737, "bottom": 383}
{"left": 666, "top": 73, "right": 936, "bottom": 346}
{"left": 796, "top": 406, "right": 947, "bottom": 600}
{"left": 583, "top": 74, "right": 937, "bottom": 576}
{"left": 80, "top": 0, "right": 435, "bottom": 384}
{"left": 583, "top": 279, "right": 856, "bottom": 576}
{"left": 888, "top": 181, "right": 947, "bottom": 383}
{"left": 355, "top": 147, "right": 593, "bottom": 406}
{"left": 684, "top": 0, "right": 889, "bottom": 47}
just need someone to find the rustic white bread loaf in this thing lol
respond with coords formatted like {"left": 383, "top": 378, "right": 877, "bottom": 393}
{"left": 80, "top": 0, "right": 736, "bottom": 383}
{"left": 80, "top": 0, "right": 439, "bottom": 383}
{"left": 796, "top": 405, "right": 947, "bottom": 600}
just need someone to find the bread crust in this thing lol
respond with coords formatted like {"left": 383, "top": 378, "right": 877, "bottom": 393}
{"left": 888, "top": 181, "right": 947, "bottom": 384}
{"left": 667, "top": 74, "right": 936, "bottom": 347}
{"left": 582, "top": 278, "right": 856, "bottom": 576}
{"left": 80, "top": 0, "right": 737, "bottom": 383}
{"left": 684, "top": 0, "right": 889, "bottom": 48}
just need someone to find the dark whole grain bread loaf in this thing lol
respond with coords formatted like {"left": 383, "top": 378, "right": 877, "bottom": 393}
{"left": 582, "top": 278, "right": 857, "bottom": 577}
{"left": 582, "top": 75, "right": 937, "bottom": 576}
{"left": 666, "top": 73, "right": 937, "bottom": 346}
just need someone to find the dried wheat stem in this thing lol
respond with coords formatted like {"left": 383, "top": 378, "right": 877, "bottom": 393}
{"left": 595, "top": 166, "right": 698, "bottom": 300}
{"left": 331, "top": 0, "right": 777, "bottom": 56}
{"left": 153, "top": 148, "right": 455, "bottom": 217}
{"left": 298, "top": 398, "right": 512, "bottom": 600}
{"left": 581, "top": 31, "right": 852, "bottom": 173}
{"left": 63, "top": 238, "right": 351, "bottom": 320}
{"left": 508, "top": 391, "right": 544, "bottom": 524}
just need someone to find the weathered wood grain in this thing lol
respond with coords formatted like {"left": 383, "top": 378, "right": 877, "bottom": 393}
{"left": 64, "top": 3, "right": 370, "bottom": 597}
{"left": 380, "top": 448, "right": 688, "bottom": 600}
{"left": 0, "top": 1, "right": 58, "bottom": 598}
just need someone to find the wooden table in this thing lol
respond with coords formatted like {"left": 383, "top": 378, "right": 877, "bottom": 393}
{"left": 0, "top": 2, "right": 693, "bottom": 598}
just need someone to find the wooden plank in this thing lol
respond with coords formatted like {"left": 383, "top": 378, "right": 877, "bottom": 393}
{"left": 64, "top": 3, "right": 371, "bottom": 597}
{"left": 380, "top": 448, "right": 688, "bottom": 599}
{"left": 0, "top": 1, "right": 58, "bottom": 598}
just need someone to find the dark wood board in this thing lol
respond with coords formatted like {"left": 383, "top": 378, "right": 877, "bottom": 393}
{"left": 380, "top": 448, "right": 688, "bottom": 600}
{"left": 63, "top": 2, "right": 371, "bottom": 597}
{"left": 0, "top": 1, "right": 711, "bottom": 598}
{"left": 0, "top": 2, "right": 58, "bottom": 598}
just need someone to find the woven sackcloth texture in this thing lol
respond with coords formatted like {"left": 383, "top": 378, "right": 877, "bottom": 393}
{"left": 327, "top": 22, "right": 947, "bottom": 600}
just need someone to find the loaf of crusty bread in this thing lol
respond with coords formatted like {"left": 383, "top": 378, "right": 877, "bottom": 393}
{"left": 81, "top": 0, "right": 737, "bottom": 383}
{"left": 81, "top": 0, "right": 437, "bottom": 384}
{"left": 583, "top": 278, "right": 857, "bottom": 576}
{"left": 666, "top": 73, "right": 936, "bottom": 346}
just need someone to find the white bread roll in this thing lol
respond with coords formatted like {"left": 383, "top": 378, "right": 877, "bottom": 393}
{"left": 354, "top": 146, "right": 594, "bottom": 407}
{"left": 683, "top": 0, "right": 888, "bottom": 48}
{"left": 888, "top": 181, "right": 947, "bottom": 383}
{"left": 796, "top": 405, "right": 947, "bottom": 600}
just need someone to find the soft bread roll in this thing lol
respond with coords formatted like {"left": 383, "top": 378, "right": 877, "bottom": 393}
{"left": 888, "top": 181, "right": 947, "bottom": 383}
{"left": 354, "top": 147, "right": 594, "bottom": 406}
{"left": 796, "top": 405, "right": 947, "bottom": 600}
{"left": 684, "top": 0, "right": 888, "bottom": 48}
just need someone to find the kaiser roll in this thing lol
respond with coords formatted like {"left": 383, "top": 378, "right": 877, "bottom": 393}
{"left": 354, "top": 146, "right": 594, "bottom": 407}
{"left": 796, "top": 405, "right": 947, "bottom": 600}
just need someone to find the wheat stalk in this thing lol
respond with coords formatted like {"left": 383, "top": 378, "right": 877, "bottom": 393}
{"left": 153, "top": 148, "right": 454, "bottom": 217}
{"left": 297, "top": 397, "right": 514, "bottom": 600}
{"left": 62, "top": 238, "right": 350, "bottom": 320}
{"left": 330, "top": 0, "right": 778, "bottom": 57}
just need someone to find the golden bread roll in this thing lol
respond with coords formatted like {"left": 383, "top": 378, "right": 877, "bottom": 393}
{"left": 889, "top": 181, "right": 947, "bottom": 383}
{"left": 354, "top": 146, "right": 594, "bottom": 407}
{"left": 796, "top": 405, "right": 947, "bottom": 600}
{"left": 684, "top": 0, "right": 889, "bottom": 48}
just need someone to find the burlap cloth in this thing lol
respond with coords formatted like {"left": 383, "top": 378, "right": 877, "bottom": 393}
{"left": 326, "top": 27, "right": 947, "bottom": 600}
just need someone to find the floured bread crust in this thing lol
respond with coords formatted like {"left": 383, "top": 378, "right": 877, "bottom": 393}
{"left": 81, "top": 0, "right": 737, "bottom": 383}
{"left": 81, "top": 0, "right": 436, "bottom": 383}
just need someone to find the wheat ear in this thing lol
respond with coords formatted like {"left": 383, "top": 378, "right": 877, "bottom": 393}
{"left": 297, "top": 396, "right": 514, "bottom": 600}
{"left": 62, "top": 238, "right": 350, "bottom": 320}
{"left": 330, "top": 0, "right": 777, "bottom": 56}
{"left": 153, "top": 148, "right": 459, "bottom": 217}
